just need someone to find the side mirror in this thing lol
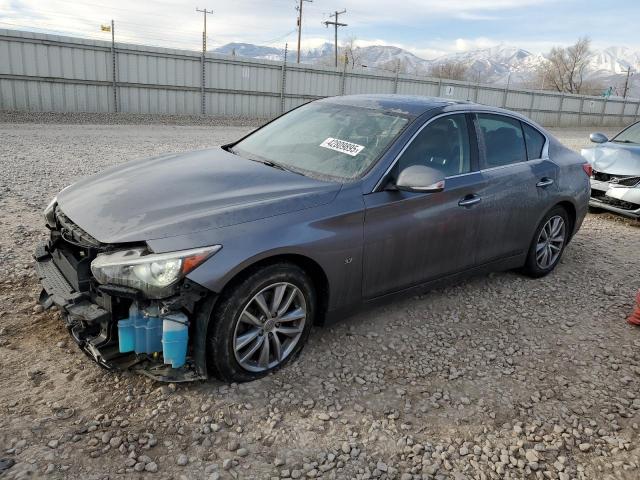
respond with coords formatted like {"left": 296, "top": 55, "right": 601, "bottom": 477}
{"left": 590, "top": 132, "right": 609, "bottom": 144}
{"left": 393, "top": 165, "right": 445, "bottom": 193}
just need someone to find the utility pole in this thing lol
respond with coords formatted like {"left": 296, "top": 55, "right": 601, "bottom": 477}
{"left": 101, "top": 20, "right": 118, "bottom": 112}
{"left": 296, "top": 0, "right": 313, "bottom": 63}
{"left": 195, "top": 7, "right": 213, "bottom": 115}
{"left": 280, "top": 43, "right": 288, "bottom": 114}
{"left": 323, "top": 9, "right": 347, "bottom": 68}
{"left": 623, "top": 66, "right": 634, "bottom": 99}
{"left": 196, "top": 7, "right": 214, "bottom": 52}
{"left": 110, "top": 20, "right": 116, "bottom": 112}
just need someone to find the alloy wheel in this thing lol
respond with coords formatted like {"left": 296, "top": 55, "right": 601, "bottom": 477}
{"left": 233, "top": 282, "right": 307, "bottom": 373}
{"left": 535, "top": 215, "right": 566, "bottom": 270}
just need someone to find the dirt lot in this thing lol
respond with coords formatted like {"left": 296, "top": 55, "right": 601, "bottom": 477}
{"left": 0, "top": 117, "right": 639, "bottom": 480}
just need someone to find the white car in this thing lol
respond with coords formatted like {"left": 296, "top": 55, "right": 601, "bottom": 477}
{"left": 582, "top": 121, "right": 640, "bottom": 219}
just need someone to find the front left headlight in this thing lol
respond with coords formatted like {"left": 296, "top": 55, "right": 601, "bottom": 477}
{"left": 91, "top": 245, "right": 221, "bottom": 298}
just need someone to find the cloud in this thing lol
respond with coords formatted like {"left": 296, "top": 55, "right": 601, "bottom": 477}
{"left": 453, "top": 37, "right": 500, "bottom": 52}
{"left": 1, "top": 0, "right": 638, "bottom": 58}
{"left": 340, "top": 0, "right": 551, "bottom": 23}
{"left": 455, "top": 12, "right": 500, "bottom": 21}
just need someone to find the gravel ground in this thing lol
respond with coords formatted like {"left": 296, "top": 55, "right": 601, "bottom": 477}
{"left": 0, "top": 117, "right": 639, "bottom": 480}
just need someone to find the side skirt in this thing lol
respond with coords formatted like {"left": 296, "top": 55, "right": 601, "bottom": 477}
{"left": 322, "top": 253, "right": 526, "bottom": 325}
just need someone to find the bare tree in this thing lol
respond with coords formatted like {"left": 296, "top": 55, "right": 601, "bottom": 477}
{"left": 341, "top": 36, "right": 360, "bottom": 68}
{"left": 539, "top": 37, "right": 593, "bottom": 94}
{"left": 375, "top": 58, "right": 412, "bottom": 74}
{"left": 427, "top": 60, "right": 468, "bottom": 81}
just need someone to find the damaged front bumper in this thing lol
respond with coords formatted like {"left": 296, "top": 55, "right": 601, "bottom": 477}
{"left": 590, "top": 178, "right": 640, "bottom": 219}
{"left": 34, "top": 243, "right": 208, "bottom": 382}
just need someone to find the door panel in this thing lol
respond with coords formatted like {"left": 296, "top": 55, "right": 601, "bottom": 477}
{"left": 472, "top": 160, "right": 559, "bottom": 265}
{"left": 362, "top": 173, "right": 484, "bottom": 298}
{"left": 472, "top": 113, "right": 559, "bottom": 264}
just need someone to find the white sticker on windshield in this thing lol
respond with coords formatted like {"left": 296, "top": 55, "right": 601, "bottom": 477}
{"left": 319, "top": 137, "right": 365, "bottom": 157}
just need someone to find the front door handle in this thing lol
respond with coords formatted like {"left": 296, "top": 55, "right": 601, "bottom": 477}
{"left": 458, "top": 194, "right": 481, "bottom": 207}
{"left": 536, "top": 178, "right": 554, "bottom": 188}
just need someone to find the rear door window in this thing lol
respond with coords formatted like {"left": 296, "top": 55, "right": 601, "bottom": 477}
{"left": 522, "top": 123, "right": 546, "bottom": 160}
{"left": 477, "top": 114, "right": 527, "bottom": 168}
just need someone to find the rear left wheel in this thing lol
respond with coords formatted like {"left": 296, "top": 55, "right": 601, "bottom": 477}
{"left": 206, "top": 263, "right": 315, "bottom": 383}
{"left": 523, "top": 206, "right": 569, "bottom": 278}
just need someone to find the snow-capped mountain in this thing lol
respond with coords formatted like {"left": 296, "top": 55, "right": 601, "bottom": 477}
{"left": 212, "top": 42, "right": 639, "bottom": 96}
{"left": 350, "top": 45, "right": 428, "bottom": 71}
{"left": 428, "top": 46, "right": 544, "bottom": 79}
{"left": 212, "top": 43, "right": 284, "bottom": 61}
{"left": 212, "top": 42, "right": 334, "bottom": 63}
{"left": 591, "top": 46, "right": 640, "bottom": 75}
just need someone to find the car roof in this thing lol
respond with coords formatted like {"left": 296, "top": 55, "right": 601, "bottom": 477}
{"left": 317, "top": 94, "right": 548, "bottom": 134}
{"left": 318, "top": 94, "right": 471, "bottom": 117}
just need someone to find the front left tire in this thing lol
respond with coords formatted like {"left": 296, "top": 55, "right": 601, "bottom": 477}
{"left": 206, "top": 262, "right": 315, "bottom": 383}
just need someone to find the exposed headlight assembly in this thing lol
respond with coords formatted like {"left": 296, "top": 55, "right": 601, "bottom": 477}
{"left": 91, "top": 246, "right": 221, "bottom": 298}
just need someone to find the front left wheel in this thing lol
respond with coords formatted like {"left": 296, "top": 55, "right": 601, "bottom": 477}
{"left": 206, "top": 263, "right": 315, "bottom": 383}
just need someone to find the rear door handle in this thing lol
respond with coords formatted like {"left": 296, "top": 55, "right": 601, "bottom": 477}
{"left": 458, "top": 194, "right": 481, "bottom": 207}
{"left": 536, "top": 178, "right": 554, "bottom": 188}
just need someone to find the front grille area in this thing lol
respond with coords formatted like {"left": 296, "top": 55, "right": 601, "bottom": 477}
{"left": 50, "top": 207, "right": 105, "bottom": 292}
{"left": 592, "top": 171, "right": 640, "bottom": 187}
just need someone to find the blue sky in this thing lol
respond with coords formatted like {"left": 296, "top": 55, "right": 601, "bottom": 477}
{"left": 0, "top": 0, "right": 637, "bottom": 57}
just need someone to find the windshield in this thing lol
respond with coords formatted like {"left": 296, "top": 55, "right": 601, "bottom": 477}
{"left": 231, "top": 102, "right": 409, "bottom": 181}
{"left": 613, "top": 122, "right": 640, "bottom": 144}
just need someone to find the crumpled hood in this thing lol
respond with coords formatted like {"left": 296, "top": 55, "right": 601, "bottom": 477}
{"left": 57, "top": 147, "right": 341, "bottom": 243}
{"left": 582, "top": 143, "right": 640, "bottom": 176}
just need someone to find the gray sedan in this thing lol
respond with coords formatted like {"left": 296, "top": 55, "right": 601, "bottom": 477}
{"left": 35, "top": 95, "right": 590, "bottom": 383}
{"left": 582, "top": 122, "right": 640, "bottom": 219}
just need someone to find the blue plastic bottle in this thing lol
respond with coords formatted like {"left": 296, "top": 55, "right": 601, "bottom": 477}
{"left": 162, "top": 313, "right": 189, "bottom": 368}
{"left": 117, "top": 303, "right": 138, "bottom": 353}
{"left": 133, "top": 303, "right": 149, "bottom": 354}
{"left": 142, "top": 304, "right": 163, "bottom": 353}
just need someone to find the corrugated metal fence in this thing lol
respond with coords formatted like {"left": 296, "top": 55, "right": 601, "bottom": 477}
{"left": 1, "top": 28, "right": 639, "bottom": 127}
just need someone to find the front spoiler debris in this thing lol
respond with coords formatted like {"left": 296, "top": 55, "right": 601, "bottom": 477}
{"left": 590, "top": 180, "right": 640, "bottom": 219}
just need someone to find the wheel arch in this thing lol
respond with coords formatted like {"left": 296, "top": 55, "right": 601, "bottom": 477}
{"left": 192, "top": 253, "right": 331, "bottom": 379}
{"left": 213, "top": 253, "right": 330, "bottom": 326}
{"left": 555, "top": 200, "right": 577, "bottom": 240}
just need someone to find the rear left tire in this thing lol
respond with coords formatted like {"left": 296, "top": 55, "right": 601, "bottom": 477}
{"left": 523, "top": 206, "right": 570, "bottom": 278}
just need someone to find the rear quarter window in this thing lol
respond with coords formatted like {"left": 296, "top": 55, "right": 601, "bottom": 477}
{"left": 522, "top": 123, "right": 546, "bottom": 160}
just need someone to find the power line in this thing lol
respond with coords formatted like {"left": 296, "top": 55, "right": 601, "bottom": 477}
{"left": 323, "top": 9, "right": 347, "bottom": 68}
{"left": 295, "top": 0, "right": 313, "bottom": 63}
{"left": 37, "top": 0, "right": 175, "bottom": 20}
{"left": 0, "top": 8, "right": 198, "bottom": 37}
{"left": 1, "top": 6, "right": 305, "bottom": 52}
{"left": 257, "top": 28, "right": 298, "bottom": 46}
{"left": 0, "top": 21, "right": 110, "bottom": 41}
{"left": 0, "top": 22, "right": 201, "bottom": 51}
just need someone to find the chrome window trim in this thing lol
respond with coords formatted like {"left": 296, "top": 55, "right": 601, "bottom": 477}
{"left": 474, "top": 111, "right": 549, "bottom": 168}
{"left": 371, "top": 109, "right": 549, "bottom": 193}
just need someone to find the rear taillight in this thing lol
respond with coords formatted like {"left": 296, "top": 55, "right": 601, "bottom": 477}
{"left": 582, "top": 163, "right": 593, "bottom": 177}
